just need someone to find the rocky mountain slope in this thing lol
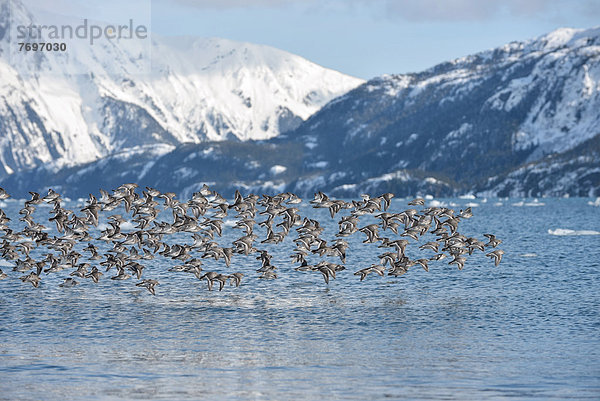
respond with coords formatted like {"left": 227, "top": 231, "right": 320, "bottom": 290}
{"left": 478, "top": 133, "right": 600, "bottom": 197}
{"left": 283, "top": 26, "right": 600, "bottom": 196}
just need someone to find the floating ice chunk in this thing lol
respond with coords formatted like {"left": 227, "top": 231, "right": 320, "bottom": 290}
{"left": 525, "top": 198, "right": 545, "bottom": 206}
{"left": 548, "top": 228, "right": 600, "bottom": 236}
{"left": 588, "top": 197, "right": 600, "bottom": 207}
{"left": 513, "top": 199, "right": 545, "bottom": 207}
{"left": 428, "top": 200, "right": 447, "bottom": 207}
{"left": 270, "top": 165, "right": 287, "bottom": 175}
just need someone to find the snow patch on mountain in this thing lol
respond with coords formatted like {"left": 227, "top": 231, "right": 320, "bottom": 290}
{"left": 0, "top": 0, "right": 363, "bottom": 178}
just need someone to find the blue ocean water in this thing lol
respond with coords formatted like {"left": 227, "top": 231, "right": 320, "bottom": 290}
{"left": 0, "top": 197, "right": 599, "bottom": 400}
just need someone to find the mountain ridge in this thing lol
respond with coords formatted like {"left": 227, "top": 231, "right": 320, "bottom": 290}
{"left": 1, "top": 22, "right": 599, "bottom": 198}
{"left": 0, "top": 0, "right": 363, "bottom": 177}
{"left": 277, "top": 26, "right": 599, "bottom": 195}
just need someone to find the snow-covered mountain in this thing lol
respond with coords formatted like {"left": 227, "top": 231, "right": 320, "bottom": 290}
{"left": 282, "top": 26, "right": 600, "bottom": 196}
{"left": 1, "top": 23, "right": 598, "bottom": 198}
{"left": 0, "top": 0, "right": 363, "bottom": 178}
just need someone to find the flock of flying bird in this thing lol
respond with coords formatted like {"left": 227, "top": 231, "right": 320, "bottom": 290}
{"left": 0, "top": 185, "right": 504, "bottom": 295}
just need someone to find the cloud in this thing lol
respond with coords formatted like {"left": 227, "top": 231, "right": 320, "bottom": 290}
{"left": 169, "top": 0, "right": 312, "bottom": 9}
{"left": 168, "top": 0, "right": 600, "bottom": 21}
{"left": 376, "top": 0, "right": 583, "bottom": 21}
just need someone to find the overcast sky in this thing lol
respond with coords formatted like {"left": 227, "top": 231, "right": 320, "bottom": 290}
{"left": 21, "top": 0, "right": 600, "bottom": 79}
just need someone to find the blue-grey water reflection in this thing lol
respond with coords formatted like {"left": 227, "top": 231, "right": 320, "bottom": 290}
{"left": 0, "top": 197, "right": 599, "bottom": 400}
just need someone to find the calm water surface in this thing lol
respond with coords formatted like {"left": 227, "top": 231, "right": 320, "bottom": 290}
{"left": 0, "top": 197, "right": 599, "bottom": 400}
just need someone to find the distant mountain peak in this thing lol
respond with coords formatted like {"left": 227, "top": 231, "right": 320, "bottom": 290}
{"left": 536, "top": 26, "right": 600, "bottom": 50}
